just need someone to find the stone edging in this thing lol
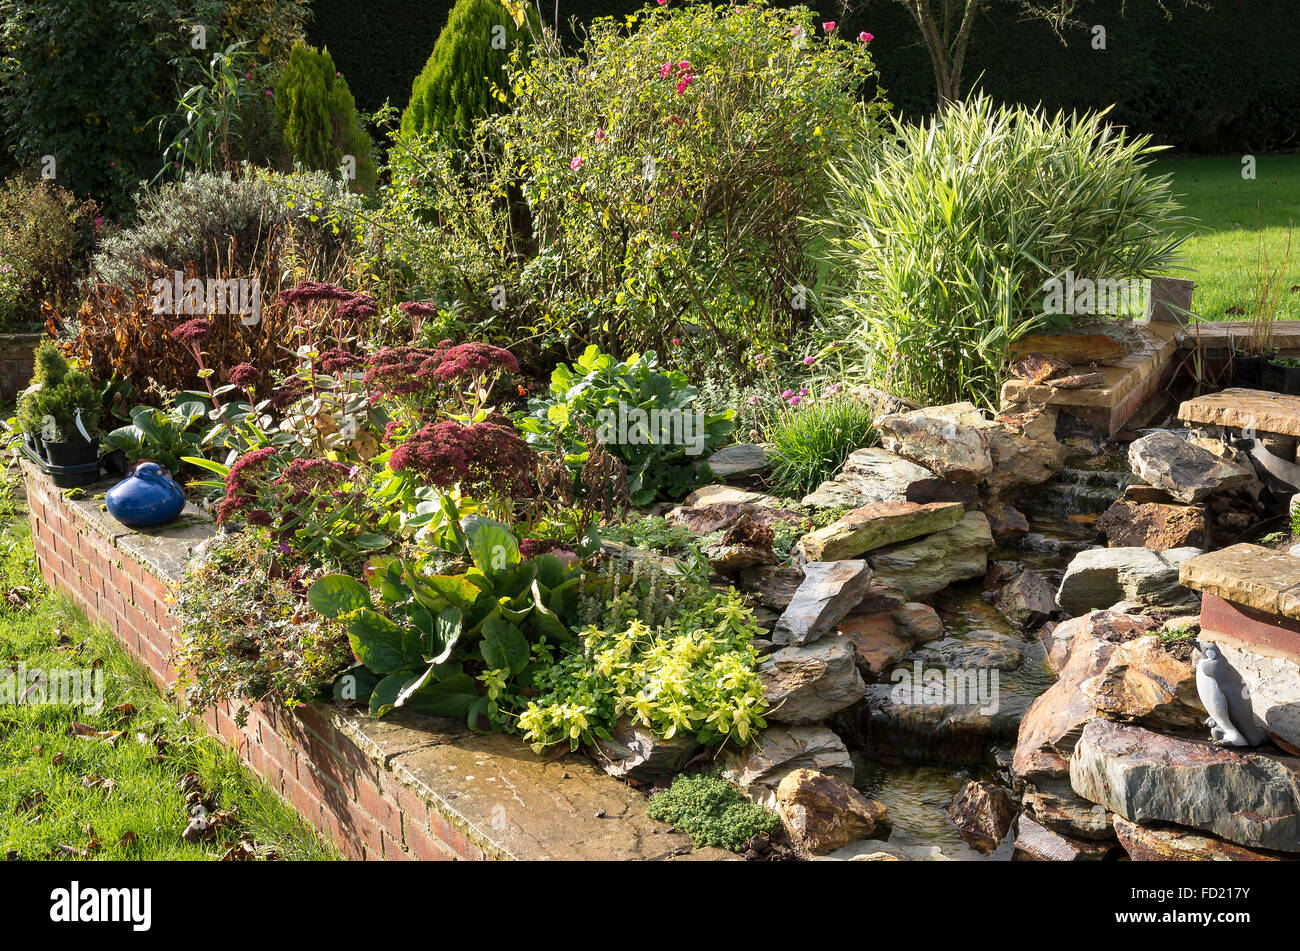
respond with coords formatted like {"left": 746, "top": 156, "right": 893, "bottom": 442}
{"left": 21, "top": 460, "right": 721, "bottom": 861}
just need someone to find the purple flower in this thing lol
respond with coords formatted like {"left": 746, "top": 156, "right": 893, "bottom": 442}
{"left": 781, "top": 389, "right": 794, "bottom": 398}
{"left": 802, "top": 355, "right": 815, "bottom": 365}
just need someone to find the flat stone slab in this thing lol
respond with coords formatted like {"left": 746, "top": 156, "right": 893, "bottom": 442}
{"left": 1179, "top": 387, "right": 1300, "bottom": 439}
{"left": 1128, "top": 430, "right": 1252, "bottom": 503}
{"left": 1069, "top": 719, "right": 1300, "bottom": 853}
{"left": 800, "top": 448, "right": 943, "bottom": 510}
{"left": 1112, "top": 816, "right": 1287, "bottom": 861}
{"left": 705, "top": 442, "right": 772, "bottom": 481}
{"left": 390, "top": 730, "right": 731, "bottom": 860}
{"left": 866, "top": 511, "right": 994, "bottom": 600}
{"left": 796, "top": 499, "right": 965, "bottom": 561}
{"left": 1180, "top": 543, "right": 1300, "bottom": 624}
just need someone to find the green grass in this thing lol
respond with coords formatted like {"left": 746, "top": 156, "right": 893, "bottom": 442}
{"left": 1159, "top": 155, "right": 1300, "bottom": 322}
{"left": 0, "top": 492, "right": 338, "bottom": 861}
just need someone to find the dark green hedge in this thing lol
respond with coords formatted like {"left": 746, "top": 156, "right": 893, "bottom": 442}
{"left": 308, "top": 0, "right": 1300, "bottom": 152}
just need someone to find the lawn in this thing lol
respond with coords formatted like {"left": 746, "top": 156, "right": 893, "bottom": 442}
{"left": 1159, "top": 154, "right": 1300, "bottom": 323}
{"left": 0, "top": 488, "right": 337, "bottom": 861}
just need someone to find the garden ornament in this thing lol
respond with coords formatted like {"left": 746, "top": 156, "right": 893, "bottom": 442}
{"left": 1194, "top": 642, "right": 1268, "bottom": 747}
{"left": 105, "top": 462, "right": 187, "bottom": 529}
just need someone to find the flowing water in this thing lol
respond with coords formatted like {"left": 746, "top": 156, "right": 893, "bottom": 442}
{"left": 846, "top": 457, "right": 1132, "bottom": 860}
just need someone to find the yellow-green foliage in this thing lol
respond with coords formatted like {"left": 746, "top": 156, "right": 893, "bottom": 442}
{"left": 399, "top": 0, "right": 533, "bottom": 147}
{"left": 275, "top": 43, "right": 376, "bottom": 192}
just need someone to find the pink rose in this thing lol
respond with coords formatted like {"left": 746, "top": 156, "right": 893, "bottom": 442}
{"left": 660, "top": 62, "right": 672, "bottom": 78}
{"left": 570, "top": 156, "right": 583, "bottom": 170}
{"left": 822, "top": 21, "right": 837, "bottom": 31}
{"left": 858, "top": 31, "right": 874, "bottom": 43}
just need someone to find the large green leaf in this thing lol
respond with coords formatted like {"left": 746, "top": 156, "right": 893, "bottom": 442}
{"left": 346, "top": 609, "right": 408, "bottom": 674}
{"left": 462, "top": 516, "right": 520, "bottom": 579}
{"left": 369, "top": 670, "right": 418, "bottom": 717}
{"left": 331, "top": 664, "right": 380, "bottom": 705}
{"left": 412, "top": 573, "right": 481, "bottom": 613}
{"left": 425, "top": 607, "right": 462, "bottom": 664}
{"left": 308, "top": 574, "right": 373, "bottom": 618}
{"left": 401, "top": 672, "right": 479, "bottom": 717}
{"left": 480, "top": 617, "right": 530, "bottom": 674}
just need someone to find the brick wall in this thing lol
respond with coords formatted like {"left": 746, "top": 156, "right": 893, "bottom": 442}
{"left": 0, "top": 333, "right": 42, "bottom": 403}
{"left": 21, "top": 462, "right": 486, "bottom": 861}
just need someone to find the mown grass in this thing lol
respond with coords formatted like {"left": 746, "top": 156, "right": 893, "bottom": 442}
{"left": 1159, "top": 154, "right": 1300, "bottom": 322}
{"left": 0, "top": 486, "right": 338, "bottom": 861}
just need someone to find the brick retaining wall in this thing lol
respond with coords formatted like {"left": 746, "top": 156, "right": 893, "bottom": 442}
{"left": 21, "top": 461, "right": 714, "bottom": 861}
{"left": 0, "top": 333, "right": 42, "bottom": 404}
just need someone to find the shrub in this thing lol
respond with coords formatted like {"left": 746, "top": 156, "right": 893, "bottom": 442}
{"left": 646, "top": 771, "right": 782, "bottom": 852}
{"left": 17, "top": 368, "right": 101, "bottom": 441}
{"left": 275, "top": 43, "right": 377, "bottom": 193}
{"left": 399, "top": 0, "right": 533, "bottom": 149}
{"left": 764, "top": 390, "right": 877, "bottom": 497}
{"left": 396, "top": 1, "right": 885, "bottom": 362}
{"left": 0, "top": 177, "right": 97, "bottom": 329}
{"left": 814, "top": 95, "right": 1188, "bottom": 408}
{"left": 518, "top": 345, "right": 734, "bottom": 505}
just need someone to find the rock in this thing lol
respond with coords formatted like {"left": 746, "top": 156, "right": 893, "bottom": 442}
{"left": 1022, "top": 776, "right": 1116, "bottom": 841}
{"left": 1095, "top": 499, "right": 1208, "bottom": 550}
{"left": 1128, "top": 430, "right": 1253, "bottom": 503}
{"left": 985, "top": 419, "right": 1068, "bottom": 497}
{"left": 771, "top": 560, "right": 874, "bottom": 647}
{"left": 1056, "top": 546, "right": 1201, "bottom": 615}
{"left": 1040, "top": 610, "right": 1160, "bottom": 673}
{"left": 720, "top": 725, "right": 854, "bottom": 803}
{"left": 983, "top": 498, "right": 1030, "bottom": 540}
{"left": 849, "top": 580, "right": 907, "bottom": 615}
{"left": 1178, "top": 387, "right": 1300, "bottom": 439}
{"left": 997, "top": 569, "right": 1057, "bottom": 628}
{"left": 1112, "top": 816, "right": 1287, "bottom": 861}
{"left": 593, "top": 718, "right": 700, "bottom": 783}
{"left": 800, "top": 448, "right": 949, "bottom": 510}
{"left": 1178, "top": 543, "right": 1300, "bottom": 621}
{"left": 1081, "top": 634, "right": 1204, "bottom": 730}
{"left": 703, "top": 543, "right": 774, "bottom": 575}
{"left": 868, "top": 512, "right": 994, "bottom": 600}
{"left": 837, "top": 617, "right": 912, "bottom": 677}
{"left": 1010, "top": 352, "right": 1072, "bottom": 384}
{"left": 893, "top": 602, "right": 944, "bottom": 643}
{"left": 837, "top": 604, "right": 942, "bottom": 678}
{"left": 704, "top": 443, "right": 771, "bottom": 482}
{"left": 1205, "top": 636, "right": 1300, "bottom": 755}
{"left": 875, "top": 403, "right": 994, "bottom": 484}
{"left": 1009, "top": 332, "right": 1128, "bottom": 366}
{"left": 737, "top": 565, "right": 806, "bottom": 611}
{"left": 683, "top": 484, "right": 782, "bottom": 508}
{"left": 844, "top": 678, "right": 1016, "bottom": 765}
{"left": 1069, "top": 719, "right": 1300, "bottom": 852}
{"left": 1012, "top": 815, "right": 1119, "bottom": 861}
{"left": 912, "top": 631, "right": 1024, "bottom": 670}
{"left": 1048, "top": 371, "right": 1106, "bottom": 389}
{"left": 775, "top": 768, "right": 887, "bottom": 854}
{"left": 1014, "top": 610, "right": 1160, "bottom": 782}
{"left": 796, "top": 499, "right": 966, "bottom": 562}
{"left": 946, "top": 780, "right": 1016, "bottom": 854}
{"left": 665, "top": 501, "right": 808, "bottom": 536}
{"left": 760, "top": 640, "right": 868, "bottom": 724}
{"left": 1123, "top": 483, "right": 1176, "bottom": 504}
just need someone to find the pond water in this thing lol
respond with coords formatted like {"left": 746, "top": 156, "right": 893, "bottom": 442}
{"left": 845, "top": 457, "right": 1130, "bottom": 860}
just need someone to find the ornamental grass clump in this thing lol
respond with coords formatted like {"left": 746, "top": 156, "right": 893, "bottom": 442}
{"left": 814, "top": 95, "right": 1188, "bottom": 408}
{"left": 764, "top": 389, "right": 877, "bottom": 497}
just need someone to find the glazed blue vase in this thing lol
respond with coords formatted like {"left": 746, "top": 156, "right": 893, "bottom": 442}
{"left": 106, "top": 462, "right": 187, "bottom": 528}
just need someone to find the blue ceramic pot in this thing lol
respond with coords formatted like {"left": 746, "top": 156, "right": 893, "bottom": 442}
{"left": 106, "top": 462, "right": 187, "bottom": 528}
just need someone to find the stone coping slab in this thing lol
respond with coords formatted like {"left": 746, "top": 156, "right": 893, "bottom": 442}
{"left": 1178, "top": 388, "right": 1300, "bottom": 439}
{"left": 1001, "top": 322, "right": 1178, "bottom": 409}
{"left": 1177, "top": 320, "right": 1300, "bottom": 353}
{"left": 1180, "top": 543, "right": 1300, "bottom": 624}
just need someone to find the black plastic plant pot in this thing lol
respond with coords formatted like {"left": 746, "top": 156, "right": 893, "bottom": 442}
{"left": 1232, "top": 354, "right": 1266, "bottom": 389}
{"left": 44, "top": 437, "right": 100, "bottom": 468}
{"left": 24, "top": 431, "right": 47, "bottom": 462}
{"left": 1260, "top": 360, "right": 1300, "bottom": 396}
